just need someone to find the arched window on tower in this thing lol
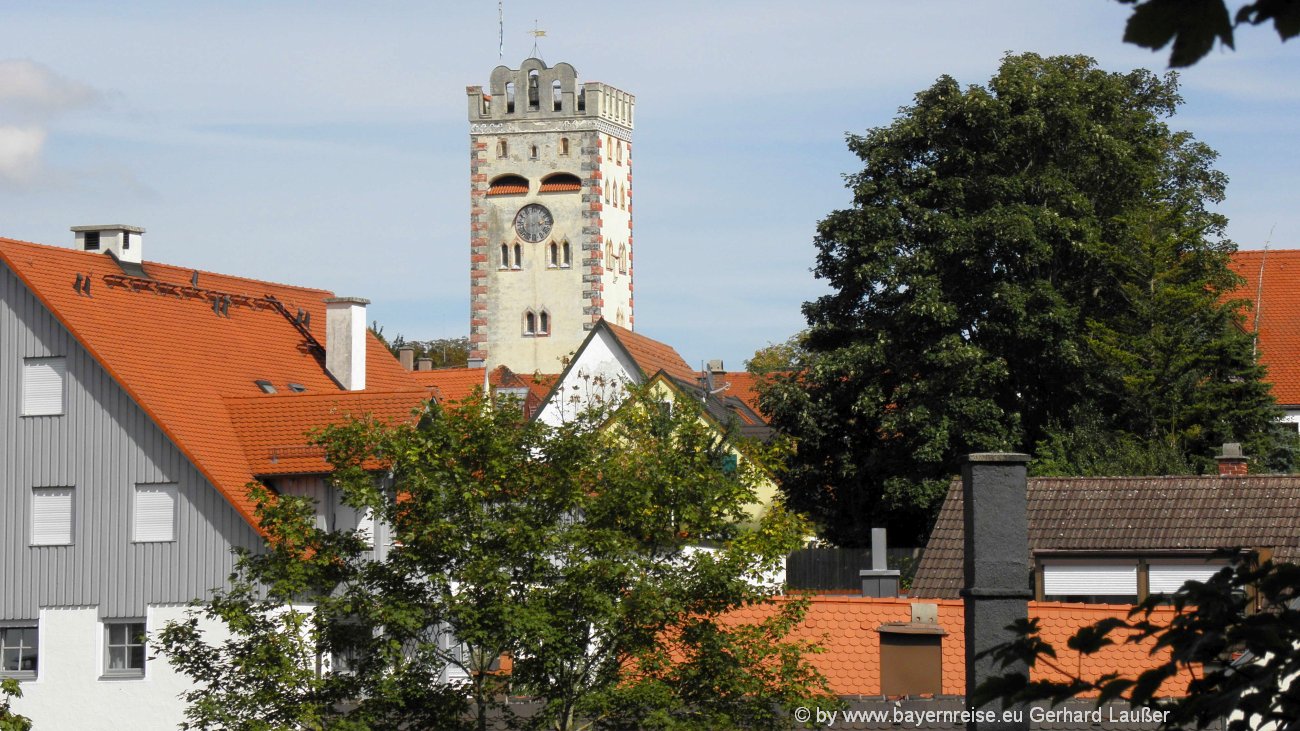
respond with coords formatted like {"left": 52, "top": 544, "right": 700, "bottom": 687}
{"left": 497, "top": 139, "right": 508, "bottom": 158}
{"left": 505, "top": 82, "right": 515, "bottom": 113}
{"left": 552, "top": 80, "right": 563, "bottom": 111}
{"left": 530, "top": 144, "right": 538, "bottom": 160}
{"left": 604, "top": 181, "right": 610, "bottom": 203}
{"left": 548, "top": 242, "right": 558, "bottom": 268}
{"left": 527, "top": 70, "right": 540, "bottom": 111}
{"left": 619, "top": 243, "right": 627, "bottom": 274}
{"left": 499, "top": 243, "right": 509, "bottom": 269}
{"left": 513, "top": 244, "right": 522, "bottom": 270}
{"left": 524, "top": 310, "right": 536, "bottom": 336}
{"left": 606, "top": 243, "right": 614, "bottom": 271}
{"left": 559, "top": 137, "right": 569, "bottom": 156}
{"left": 617, "top": 141, "right": 623, "bottom": 164}
{"left": 562, "top": 240, "right": 571, "bottom": 268}
{"left": 538, "top": 310, "right": 550, "bottom": 335}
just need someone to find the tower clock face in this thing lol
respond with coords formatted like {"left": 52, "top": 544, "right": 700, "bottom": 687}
{"left": 514, "top": 204, "right": 553, "bottom": 243}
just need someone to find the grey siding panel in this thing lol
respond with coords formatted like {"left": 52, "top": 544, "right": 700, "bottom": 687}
{"left": 1, "top": 262, "right": 262, "bottom": 620}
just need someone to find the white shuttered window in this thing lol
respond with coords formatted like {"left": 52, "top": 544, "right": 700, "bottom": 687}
{"left": 22, "top": 357, "right": 66, "bottom": 416}
{"left": 31, "top": 487, "right": 74, "bottom": 545}
{"left": 1043, "top": 560, "right": 1137, "bottom": 598}
{"left": 134, "top": 484, "right": 177, "bottom": 542}
{"left": 1148, "top": 559, "right": 1229, "bottom": 594}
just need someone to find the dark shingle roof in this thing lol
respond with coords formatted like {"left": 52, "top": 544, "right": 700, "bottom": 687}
{"left": 911, "top": 475, "right": 1300, "bottom": 599}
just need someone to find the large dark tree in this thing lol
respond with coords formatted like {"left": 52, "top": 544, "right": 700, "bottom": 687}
{"left": 1118, "top": 0, "right": 1299, "bottom": 67}
{"left": 762, "top": 53, "right": 1285, "bottom": 547}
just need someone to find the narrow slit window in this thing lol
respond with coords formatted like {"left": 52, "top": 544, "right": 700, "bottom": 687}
{"left": 562, "top": 241, "right": 571, "bottom": 268}
{"left": 539, "top": 311, "right": 550, "bottom": 335}
{"left": 513, "top": 244, "right": 522, "bottom": 270}
{"left": 549, "top": 243, "right": 558, "bottom": 268}
{"left": 553, "top": 81, "right": 563, "bottom": 111}
{"left": 524, "top": 311, "right": 536, "bottom": 335}
{"left": 500, "top": 243, "right": 509, "bottom": 268}
{"left": 497, "top": 139, "right": 508, "bottom": 158}
{"left": 559, "top": 137, "right": 569, "bottom": 155}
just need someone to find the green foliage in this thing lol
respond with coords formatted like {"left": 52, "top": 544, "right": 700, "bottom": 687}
{"left": 1118, "top": 0, "right": 1300, "bottom": 67}
{"left": 158, "top": 386, "right": 830, "bottom": 731}
{"left": 764, "top": 53, "right": 1285, "bottom": 547}
{"left": 976, "top": 558, "right": 1300, "bottom": 730}
{"left": 0, "top": 679, "right": 32, "bottom": 731}
{"left": 745, "top": 334, "right": 805, "bottom": 376}
{"left": 389, "top": 335, "right": 473, "bottom": 369}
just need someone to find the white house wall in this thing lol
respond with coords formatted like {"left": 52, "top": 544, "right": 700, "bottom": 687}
{"left": 10, "top": 605, "right": 229, "bottom": 730}
{"left": 536, "top": 328, "right": 640, "bottom": 426}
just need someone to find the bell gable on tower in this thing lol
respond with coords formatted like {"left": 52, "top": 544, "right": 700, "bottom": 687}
{"left": 467, "top": 59, "right": 634, "bottom": 375}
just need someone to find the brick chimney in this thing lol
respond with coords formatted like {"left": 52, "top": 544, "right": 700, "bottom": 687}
{"left": 325, "top": 297, "right": 369, "bottom": 391}
{"left": 1216, "top": 442, "right": 1248, "bottom": 476}
{"left": 398, "top": 345, "right": 415, "bottom": 371}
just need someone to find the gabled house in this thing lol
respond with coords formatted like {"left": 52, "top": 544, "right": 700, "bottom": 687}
{"left": 0, "top": 229, "right": 427, "bottom": 729}
{"left": 910, "top": 449, "right": 1300, "bottom": 603}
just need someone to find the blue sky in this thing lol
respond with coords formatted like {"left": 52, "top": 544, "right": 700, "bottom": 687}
{"left": 1, "top": 1, "right": 1296, "bottom": 369}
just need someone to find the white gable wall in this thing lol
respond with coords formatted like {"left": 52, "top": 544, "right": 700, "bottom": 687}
{"left": 537, "top": 328, "right": 641, "bottom": 426}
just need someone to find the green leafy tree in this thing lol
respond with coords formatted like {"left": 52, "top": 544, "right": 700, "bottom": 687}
{"left": 158, "top": 387, "right": 830, "bottom": 731}
{"left": 0, "top": 679, "right": 33, "bottom": 731}
{"left": 976, "top": 558, "right": 1300, "bottom": 730}
{"left": 389, "top": 335, "right": 473, "bottom": 369}
{"left": 763, "top": 53, "right": 1285, "bottom": 547}
{"left": 745, "top": 335, "right": 805, "bottom": 376}
{"left": 1118, "top": 0, "right": 1299, "bottom": 67}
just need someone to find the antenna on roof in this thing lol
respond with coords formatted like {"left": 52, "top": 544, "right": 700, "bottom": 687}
{"left": 498, "top": 0, "right": 504, "bottom": 59}
{"left": 1254, "top": 225, "right": 1275, "bottom": 358}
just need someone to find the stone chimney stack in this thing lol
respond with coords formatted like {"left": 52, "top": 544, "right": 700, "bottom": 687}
{"left": 398, "top": 346, "right": 415, "bottom": 371}
{"left": 1216, "top": 442, "right": 1248, "bottom": 476}
{"left": 860, "top": 527, "right": 901, "bottom": 598}
{"left": 962, "top": 453, "right": 1031, "bottom": 731}
{"left": 325, "top": 297, "right": 369, "bottom": 391}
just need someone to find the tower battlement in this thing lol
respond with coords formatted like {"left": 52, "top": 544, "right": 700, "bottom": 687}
{"left": 466, "top": 58, "right": 634, "bottom": 136}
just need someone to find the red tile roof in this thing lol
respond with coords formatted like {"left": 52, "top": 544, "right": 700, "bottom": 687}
{"left": 227, "top": 391, "right": 427, "bottom": 475}
{"left": 1230, "top": 250, "right": 1300, "bottom": 405}
{"left": 605, "top": 322, "right": 697, "bottom": 383}
{"left": 411, "top": 367, "right": 488, "bottom": 404}
{"left": 0, "top": 235, "right": 422, "bottom": 530}
{"left": 726, "top": 597, "right": 1185, "bottom": 697}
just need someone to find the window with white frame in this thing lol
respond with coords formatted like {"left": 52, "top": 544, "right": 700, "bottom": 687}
{"left": 22, "top": 356, "right": 66, "bottom": 416}
{"left": 31, "top": 487, "right": 74, "bottom": 546}
{"left": 0, "top": 625, "right": 39, "bottom": 679}
{"left": 134, "top": 484, "right": 177, "bottom": 542}
{"left": 104, "top": 621, "right": 146, "bottom": 677}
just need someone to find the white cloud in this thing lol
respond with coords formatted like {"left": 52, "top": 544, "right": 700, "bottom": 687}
{"left": 0, "top": 59, "right": 101, "bottom": 120}
{"left": 0, "top": 125, "right": 45, "bottom": 185}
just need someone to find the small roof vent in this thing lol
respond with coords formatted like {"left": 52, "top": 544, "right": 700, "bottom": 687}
{"left": 72, "top": 225, "right": 146, "bottom": 266}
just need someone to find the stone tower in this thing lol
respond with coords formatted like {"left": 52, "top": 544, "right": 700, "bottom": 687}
{"left": 467, "top": 58, "right": 635, "bottom": 374}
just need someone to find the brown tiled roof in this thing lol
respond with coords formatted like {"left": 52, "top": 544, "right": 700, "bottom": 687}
{"left": 911, "top": 475, "right": 1300, "bottom": 599}
{"left": 1230, "top": 250, "right": 1300, "bottom": 405}
{"left": 723, "top": 596, "right": 1185, "bottom": 697}
{"left": 227, "top": 390, "right": 427, "bottom": 475}
{"left": 605, "top": 321, "right": 696, "bottom": 383}
{"left": 0, "top": 235, "right": 421, "bottom": 530}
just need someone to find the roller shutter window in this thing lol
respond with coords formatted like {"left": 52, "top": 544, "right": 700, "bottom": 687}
{"left": 1148, "top": 559, "right": 1230, "bottom": 594}
{"left": 134, "top": 484, "right": 177, "bottom": 542}
{"left": 1042, "top": 559, "right": 1137, "bottom": 602}
{"left": 31, "top": 487, "right": 74, "bottom": 546}
{"left": 22, "top": 357, "right": 66, "bottom": 416}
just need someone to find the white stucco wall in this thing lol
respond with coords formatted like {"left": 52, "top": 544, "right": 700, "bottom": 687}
{"left": 536, "top": 329, "right": 639, "bottom": 426}
{"left": 11, "top": 605, "right": 229, "bottom": 731}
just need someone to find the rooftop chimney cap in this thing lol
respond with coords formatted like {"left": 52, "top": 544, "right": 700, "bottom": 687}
{"left": 1219, "top": 442, "right": 1245, "bottom": 459}
{"left": 707, "top": 359, "right": 725, "bottom": 374}
{"left": 71, "top": 224, "right": 146, "bottom": 234}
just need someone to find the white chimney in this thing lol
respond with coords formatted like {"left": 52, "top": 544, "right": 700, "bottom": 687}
{"left": 72, "top": 225, "right": 145, "bottom": 264}
{"left": 325, "top": 297, "right": 369, "bottom": 391}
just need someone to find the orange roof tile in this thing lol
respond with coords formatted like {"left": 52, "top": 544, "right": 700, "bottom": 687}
{"left": 412, "top": 367, "right": 488, "bottom": 404}
{"left": 0, "top": 236, "right": 422, "bottom": 530}
{"left": 227, "top": 390, "right": 427, "bottom": 475}
{"left": 724, "top": 597, "right": 1185, "bottom": 698}
{"left": 605, "top": 321, "right": 697, "bottom": 383}
{"left": 1230, "top": 250, "right": 1300, "bottom": 405}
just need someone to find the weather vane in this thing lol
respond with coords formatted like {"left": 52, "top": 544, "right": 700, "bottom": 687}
{"left": 530, "top": 20, "right": 546, "bottom": 60}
